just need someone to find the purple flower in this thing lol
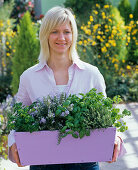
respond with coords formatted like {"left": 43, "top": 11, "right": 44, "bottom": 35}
{"left": 30, "top": 111, "right": 37, "bottom": 117}
{"left": 60, "top": 112, "right": 65, "bottom": 117}
{"left": 11, "top": 120, "right": 15, "bottom": 124}
{"left": 60, "top": 110, "right": 69, "bottom": 117}
{"left": 33, "top": 106, "right": 38, "bottom": 110}
{"left": 65, "top": 110, "right": 69, "bottom": 116}
{"left": 40, "top": 117, "right": 46, "bottom": 124}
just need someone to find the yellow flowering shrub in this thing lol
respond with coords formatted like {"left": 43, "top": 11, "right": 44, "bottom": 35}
{"left": 78, "top": 4, "right": 127, "bottom": 74}
{"left": 0, "top": 114, "right": 8, "bottom": 159}
{"left": 0, "top": 19, "right": 16, "bottom": 75}
{"left": 125, "top": 18, "right": 138, "bottom": 65}
{"left": 76, "top": 2, "right": 137, "bottom": 101}
{"left": 0, "top": 19, "right": 16, "bottom": 103}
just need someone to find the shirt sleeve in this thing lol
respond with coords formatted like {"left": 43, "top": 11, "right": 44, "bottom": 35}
{"left": 16, "top": 73, "right": 32, "bottom": 106}
{"left": 95, "top": 68, "right": 107, "bottom": 98}
{"left": 8, "top": 73, "right": 32, "bottom": 148}
{"left": 8, "top": 130, "right": 15, "bottom": 147}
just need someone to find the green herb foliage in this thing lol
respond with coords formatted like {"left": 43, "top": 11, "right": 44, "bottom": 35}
{"left": 7, "top": 88, "right": 131, "bottom": 143}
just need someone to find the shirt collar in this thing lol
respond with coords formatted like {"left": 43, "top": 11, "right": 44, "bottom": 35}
{"left": 35, "top": 62, "right": 48, "bottom": 72}
{"left": 35, "top": 59, "right": 85, "bottom": 72}
{"left": 73, "top": 59, "right": 85, "bottom": 70}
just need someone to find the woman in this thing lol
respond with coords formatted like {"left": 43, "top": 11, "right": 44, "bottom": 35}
{"left": 8, "top": 6, "right": 126, "bottom": 170}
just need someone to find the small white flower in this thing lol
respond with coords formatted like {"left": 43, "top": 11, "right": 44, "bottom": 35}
{"left": 47, "top": 98, "right": 51, "bottom": 106}
{"left": 52, "top": 120, "right": 55, "bottom": 124}
{"left": 37, "top": 20, "right": 42, "bottom": 24}
{"left": 48, "top": 110, "right": 55, "bottom": 118}
{"left": 67, "top": 104, "right": 74, "bottom": 111}
{"left": 40, "top": 117, "right": 46, "bottom": 124}
{"left": 71, "top": 104, "right": 74, "bottom": 107}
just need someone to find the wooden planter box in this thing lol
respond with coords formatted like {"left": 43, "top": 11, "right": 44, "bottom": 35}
{"left": 14, "top": 127, "right": 116, "bottom": 166}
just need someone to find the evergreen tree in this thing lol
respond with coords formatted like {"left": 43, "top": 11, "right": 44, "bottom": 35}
{"left": 11, "top": 11, "right": 39, "bottom": 94}
{"left": 133, "top": 0, "right": 138, "bottom": 21}
{"left": 118, "top": 0, "right": 132, "bottom": 25}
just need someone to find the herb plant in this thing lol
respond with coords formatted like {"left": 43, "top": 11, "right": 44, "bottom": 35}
{"left": 7, "top": 88, "right": 131, "bottom": 143}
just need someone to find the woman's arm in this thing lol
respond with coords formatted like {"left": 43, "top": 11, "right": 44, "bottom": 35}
{"left": 108, "top": 133, "right": 127, "bottom": 163}
{"left": 8, "top": 131, "right": 23, "bottom": 166}
{"left": 8, "top": 73, "right": 31, "bottom": 166}
{"left": 9, "top": 143, "right": 23, "bottom": 167}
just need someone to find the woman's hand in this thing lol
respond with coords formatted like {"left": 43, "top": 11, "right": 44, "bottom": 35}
{"left": 10, "top": 143, "right": 24, "bottom": 167}
{"left": 108, "top": 136, "right": 121, "bottom": 163}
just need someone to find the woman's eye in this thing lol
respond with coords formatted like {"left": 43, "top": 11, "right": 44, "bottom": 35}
{"left": 52, "top": 31, "right": 57, "bottom": 34}
{"left": 65, "top": 31, "right": 71, "bottom": 34}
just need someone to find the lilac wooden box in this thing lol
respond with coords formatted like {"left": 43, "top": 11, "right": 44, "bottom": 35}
{"left": 14, "top": 127, "right": 116, "bottom": 166}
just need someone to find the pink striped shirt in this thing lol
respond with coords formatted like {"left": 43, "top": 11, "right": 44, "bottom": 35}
{"left": 16, "top": 59, "right": 106, "bottom": 105}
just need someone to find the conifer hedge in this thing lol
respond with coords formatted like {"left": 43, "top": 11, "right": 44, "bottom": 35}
{"left": 11, "top": 11, "right": 39, "bottom": 94}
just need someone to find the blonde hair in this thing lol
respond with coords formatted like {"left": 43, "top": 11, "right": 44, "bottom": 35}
{"left": 38, "top": 6, "right": 79, "bottom": 63}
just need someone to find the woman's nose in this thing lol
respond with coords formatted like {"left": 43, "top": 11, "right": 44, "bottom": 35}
{"left": 58, "top": 33, "right": 65, "bottom": 40}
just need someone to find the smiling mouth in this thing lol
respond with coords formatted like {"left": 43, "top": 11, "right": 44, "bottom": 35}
{"left": 56, "top": 43, "right": 66, "bottom": 45}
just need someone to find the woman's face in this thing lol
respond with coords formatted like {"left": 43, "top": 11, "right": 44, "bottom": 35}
{"left": 48, "top": 22, "right": 72, "bottom": 56}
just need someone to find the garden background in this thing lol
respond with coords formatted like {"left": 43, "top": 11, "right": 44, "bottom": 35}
{"left": 0, "top": 0, "right": 138, "bottom": 165}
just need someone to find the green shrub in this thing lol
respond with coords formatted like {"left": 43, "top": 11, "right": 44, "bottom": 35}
{"left": 133, "top": 0, "right": 138, "bottom": 21}
{"left": 106, "top": 75, "right": 129, "bottom": 101}
{"left": 117, "top": 0, "right": 137, "bottom": 66}
{"left": 0, "top": 0, "right": 14, "bottom": 22}
{"left": 106, "top": 70, "right": 138, "bottom": 102}
{"left": 118, "top": 0, "right": 132, "bottom": 25}
{"left": 11, "top": 11, "right": 40, "bottom": 94}
{"left": 127, "top": 72, "right": 138, "bottom": 101}
{"left": 125, "top": 19, "right": 138, "bottom": 65}
{"left": 0, "top": 75, "right": 12, "bottom": 103}
{"left": 64, "top": 0, "right": 111, "bottom": 24}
